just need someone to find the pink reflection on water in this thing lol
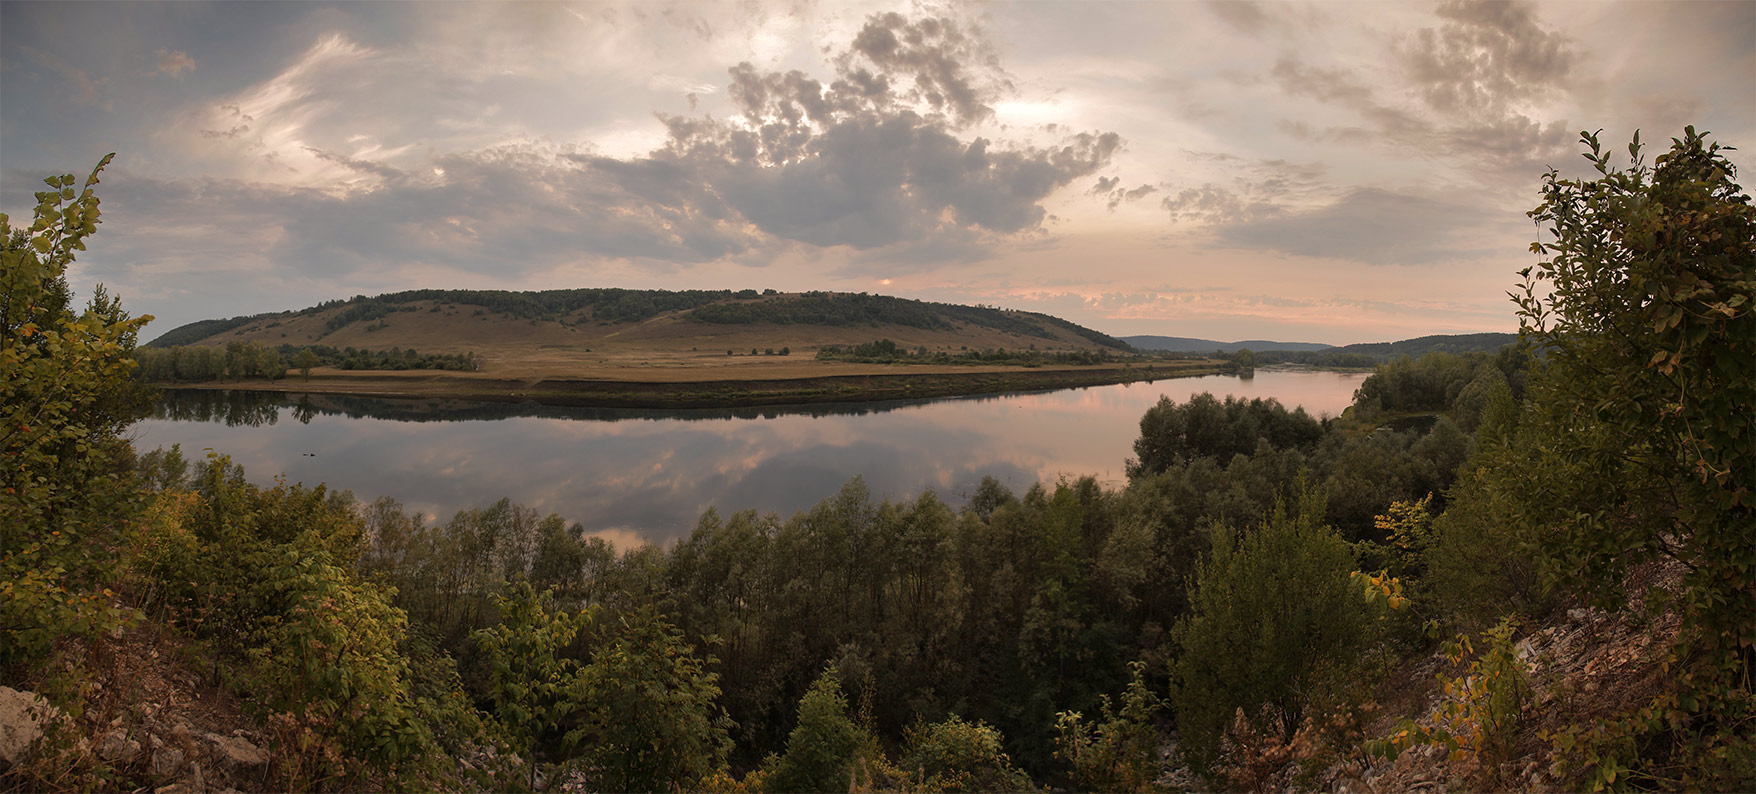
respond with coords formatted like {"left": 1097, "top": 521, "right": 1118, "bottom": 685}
{"left": 133, "top": 370, "right": 1367, "bottom": 544}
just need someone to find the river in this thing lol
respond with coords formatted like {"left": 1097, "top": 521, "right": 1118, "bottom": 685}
{"left": 130, "top": 368, "right": 1368, "bottom": 546}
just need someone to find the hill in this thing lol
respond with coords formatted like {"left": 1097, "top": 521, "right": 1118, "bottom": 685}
{"left": 136, "top": 288, "right": 1182, "bottom": 402}
{"left": 147, "top": 288, "right": 1132, "bottom": 358}
{"left": 1327, "top": 332, "right": 1518, "bottom": 358}
{"left": 1121, "top": 335, "right": 1332, "bottom": 353}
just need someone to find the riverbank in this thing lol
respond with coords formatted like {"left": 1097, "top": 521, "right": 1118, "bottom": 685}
{"left": 152, "top": 359, "right": 1226, "bottom": 409}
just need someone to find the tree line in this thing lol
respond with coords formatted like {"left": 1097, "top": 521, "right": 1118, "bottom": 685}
{"left": 133, "top": 340, "right": 479, "bottom": 383}
{"left": 816, "top": 338, "right": 1121, "bottom": 367}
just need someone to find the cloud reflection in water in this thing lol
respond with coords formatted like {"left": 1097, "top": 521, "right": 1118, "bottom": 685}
{"left": 131, "top": 370, "right": 1367, "bottom": 545}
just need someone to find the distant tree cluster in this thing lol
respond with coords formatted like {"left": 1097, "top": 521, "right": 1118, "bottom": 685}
{"left": 817, "top": 338, "right": 1119, "bottom": 367}
{"left": 1126, "top": 394, "right": 1324, "bottom": 475}
{"left": 689, "top": 292, "right": 1133, "bottom": 350}
{"left": 134, "top": 341, "right": 478, "bottom": 383}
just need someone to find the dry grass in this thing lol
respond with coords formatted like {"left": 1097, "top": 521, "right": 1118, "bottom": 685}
{"left": 191, "top": 298, "right": 1137, "bottom": 384}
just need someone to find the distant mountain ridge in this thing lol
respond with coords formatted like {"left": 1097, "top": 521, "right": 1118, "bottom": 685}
{"left": 1123, "top": 332, "right": 1520, "bottom": 361}
{"left": 1327, "top": 332, "right": 1519, "bottom": 358}
{"left": 1121, "top": 335, "right": 1333, "bottom": 354}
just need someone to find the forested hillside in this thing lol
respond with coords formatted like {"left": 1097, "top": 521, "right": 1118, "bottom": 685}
{"left": 4, "top": 133, "right": 1750, "bottom": 792}
{"left": 146, "top": 288, "right": 1132, "bottom": 353}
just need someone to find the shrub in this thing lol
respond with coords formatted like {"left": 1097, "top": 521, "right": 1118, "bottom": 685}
{"left": 1169, "top": 486, "right": 1373, "bottom": 774}
{"left": 1054, "top": 661, "right": 1164, "bottom": 792}
{"left": 901, "top": 715, "right": 1030, "bottom": 793}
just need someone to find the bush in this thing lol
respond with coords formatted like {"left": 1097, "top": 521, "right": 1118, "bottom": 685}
{"left": 764, "top": 666, "right": 872, "bottom": 794}
{"left": 1169, "top": 486, "right": 1374, "bottom": 774}
{"left": 901, "top": 715, "right": 1030, "bottom": 793}
{"left": 1, "top": 155, "right": 150, "bottom": 673}
{"left": 565, "top": 606, "right": 733, "bottom": 792}
{"left": 1054, "top": 661, "right": 1164, "bottom": 792}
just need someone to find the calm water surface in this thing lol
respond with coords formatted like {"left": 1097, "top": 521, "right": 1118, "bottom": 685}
{"left": 131, "top": 369, "right": 1367, "bottom": 546}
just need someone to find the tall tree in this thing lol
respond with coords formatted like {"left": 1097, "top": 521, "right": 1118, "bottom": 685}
{"left": 1509, "top": 127, "right": 1754, "bottom": 786}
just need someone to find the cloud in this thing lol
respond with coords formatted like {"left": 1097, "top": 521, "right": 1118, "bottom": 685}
{"left": 1162, "top": 184, "right": 1274, "bottom": 224}
{"left": 1208, "top": 187, "right": 1495, "bottom": 265}
{"left": 1398, "top": 0, "right": 1576, "bottom": 118}
{"left": 622, "top": 12, "right": 1119, "bottom": 262}
{"left": 842, "top": 12, "right": 1009, "bottom": 127}
{"left": 19, "top": 45, "right": 111, "bottom": 108}
{"left": 1092, "top": 178, "right": 1157, "bottom": 210}
{"left": 140, "top": 11, "right": 1120, "bottom": 280}
{"left": 155, "top": 48, "right": 196, "bottom": 77}
{"left": 1159, "top": 157, "right": 1326, "bottom": 223}
{"left": 1205, "top": 1, "right": 1270, "bottom": 35}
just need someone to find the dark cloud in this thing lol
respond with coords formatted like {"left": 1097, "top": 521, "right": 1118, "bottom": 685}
{"left": 1162, "top": 184, "right": 1278, "bottom": 224}
{"left": 1205, "top": 1, "right": 1269, "bottom": 35}
{"left": 305, "top": 147, "right": 406, "bottom": 181}
{"left": 1094, "top": 180, "right": 1158, "bottom": 210}
{"left": 1160, "top": 158, "right": 1323, "bottom": 223}
{"left": 619, "top": 12, "right": 1119, "bottom": 262}
{"left": 1209, "top": 187, "right": 1495, "bottom": 265}
{"left": 1272, "top": 45, "right": 1572, "bottom": 177}
{"left": 841, "top": 12, "right": 1008, "bottom": 127}
{"left": 1399, "top": 0, "right": 1576, "bottom": 117}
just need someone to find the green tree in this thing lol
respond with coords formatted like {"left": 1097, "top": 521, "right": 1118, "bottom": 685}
{"left": 1054, "top": 661, "right": 1165, "bottom": 792}
{"left": 900, "top": 715, "right": 1030, "bottom": 793}
{"left": 1169, "top": 486, "right": 1373, "bottom": 775}
{"left": 1507, "top": 127, "right": 1754, "bottom": 787}
{"left": 0, "top": 154, "right": 150, "bottom": 669}
{"left": 259, "top": 346, "right": 285, "bottom": 381}
{"left": 471, "top": 582, "right": 591, "bottom": 789}
{"left": 765, "top": 666, "right": 872, "bottom": 794}
{"left": 564, "top": 606, "right": 733, "bottom": 792}
{"left": 294, "top": 347, "right": 320, "bottom": 380}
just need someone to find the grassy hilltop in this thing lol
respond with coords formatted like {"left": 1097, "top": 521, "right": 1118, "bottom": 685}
{"left": 139, "top": 289, "right": 1198, "bottom": 405}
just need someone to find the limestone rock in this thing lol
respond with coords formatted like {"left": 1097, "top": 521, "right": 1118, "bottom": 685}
{"left": 203, "top": 732, "right": 266, "bottom": 768}
{"left": 100, "top": 729, "right": 142, "bottom": 764}
{"left": 0, "top": 686, "right": 63, "bottom": 768}
{"left": 153, "top": 744, "right": 185, "bottom": 777}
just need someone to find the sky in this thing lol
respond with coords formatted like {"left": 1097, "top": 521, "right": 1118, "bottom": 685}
{"left": 3, "top": 1, "right": 1751, "bottom": 346}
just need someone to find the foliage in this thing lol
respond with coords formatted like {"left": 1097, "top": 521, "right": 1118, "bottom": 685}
{"left": 564, "top": 605, "right": 734, "bottom": 793}
{"left": 470, "top": 581, "right": 590, "bottom": 786}
{"left": 134, "top": 342, "right": 476, "bottom": 382}
{"left": 897, "top": 714, "right": 1030, "bottom": 793}
{"left": 1053, "top": 661, "right": 1165, "bottom": 792}
{"left": 1504, "top": 127, "right": 1754, "bottom": 787}
{"left": 1367, "top": 617, "right": 1527, "bottom": 784}
{"left": 1360, "top": 495, "right": 1434, "bottom": 580}
{"left": 817, "top": 338, "right": 1120, "bottom": 366}
{"left": 0, "top": 155, "right": 150, "bottom": 673}
{"left": 248, "top": 550, "right": 434, "bottom": 788}
{"left": 1169, "top": 486, "right": 1375, "bottom": 775}
{"left": 1126, "top": 392, "right": 1323, "bottom": 477}
{"left": 691, "top": 290, "right": 1132, "bottom": 349}
{"left": 1350, "top": 351, "right": 1498, "bottom": 418}
{"left": 764, "top": 666, "right": 873, "bottom": 794}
